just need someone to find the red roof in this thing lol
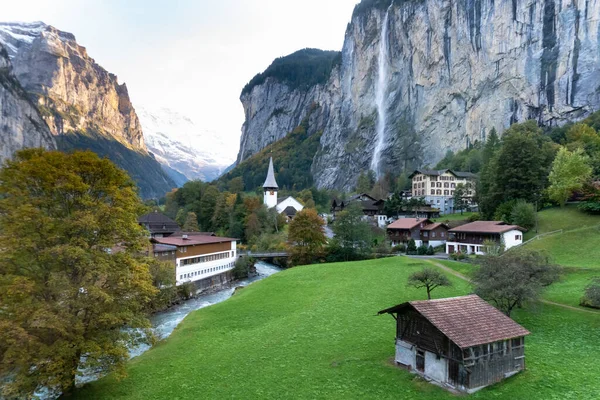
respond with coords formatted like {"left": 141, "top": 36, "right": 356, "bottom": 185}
{"left": 152, "top": 235, "right": 238, "bottom": 247}
{"left": 387, "top": 218, "right": 431, "bottom": 230}
{"left": 379, "top": 295, "right": 530, "bottom": 348}
{"left": 420, "top": 222, "right": 448, "bottom": 231}
{"left": 449, "top": 221, "right": 526, "bottom": 234}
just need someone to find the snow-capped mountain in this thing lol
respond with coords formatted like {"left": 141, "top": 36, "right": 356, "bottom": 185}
{"left": 137, "top": 107, "right": 236, "bottom": 182}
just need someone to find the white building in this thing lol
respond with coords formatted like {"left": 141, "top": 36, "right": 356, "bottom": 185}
{"left": 445, "top": 221, "right": 525, "bottom": 255}
{"left": 263, "top": 157, "right": 304, "bottom": 219}
{"left": 409, "top": 169, "right": 477, "bottom": 214}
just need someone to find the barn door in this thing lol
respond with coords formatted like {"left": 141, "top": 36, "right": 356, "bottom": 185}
{"left": 448, "top": 359, "right": 459, "bottom": 386}
{"left": 416, "top": 350, "right": 425, "bottom": 372}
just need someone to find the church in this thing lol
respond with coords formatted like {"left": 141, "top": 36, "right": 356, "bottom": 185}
{"left": 263, "top": 157, "right": 304, "bottom": 220}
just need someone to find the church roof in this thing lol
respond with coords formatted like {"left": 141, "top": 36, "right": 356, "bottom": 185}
{"left": 263, "top": 157, "right": 279, "bottom": 189}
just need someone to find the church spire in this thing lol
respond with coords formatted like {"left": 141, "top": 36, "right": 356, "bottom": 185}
{"left": 263, "top": 157, "right": 279, "bottom": 189}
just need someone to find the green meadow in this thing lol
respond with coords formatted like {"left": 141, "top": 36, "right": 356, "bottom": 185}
{"left": 75, "top": 257, "right": 600, "bottom": 399}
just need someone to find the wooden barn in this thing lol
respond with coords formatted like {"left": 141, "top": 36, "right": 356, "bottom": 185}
{"left": 378, "top": 295, "right": 530, "bottom": 393}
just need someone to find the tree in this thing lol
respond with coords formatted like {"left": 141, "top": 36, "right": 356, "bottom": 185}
{"left": 509, "top": 200, "right": 536, "bottom": 230}
{"left": 331, "top": 203, "right": 372, "bottom": 260}
{"left": 472, "top": 249, "right": 561, "bottom": 316}
{"left": 288, "top": 209, "right": 327, "bottom": 266}
{"left": 182, "top": 212, "right": 200, "bottom": 232}
{"left": 548, "top": 147, "right": 593, "bottom": 206}
{"left": 0, "top": 149, "right": 157, "bottom": 397}
{"left": 228, "top": 176, "right": 244, "bottom": 194}
{"left": 406, "top": 239, "right": 417, "bottom": 254}
{"left": 452, "top": 183, "right": 468, "bottom": 214}
{"left": 407, "top": 268, "right": 453, "bottom": 300}
{"left": 581, "top": 278, "right": 600, "bottom": 308}
{"left": 356, "top": 170, "right": 376, "bottom": 193}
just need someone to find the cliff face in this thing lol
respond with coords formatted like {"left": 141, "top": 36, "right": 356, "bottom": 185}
{"left": 0, "top": 45, "right": 55, "bottom": 162}
{"left": 238, "top": 0, "right": 600, "bottom": 190}
{"left": 0, "top": 22, "right": 144, "bottom": 149}
{"left": 0, "top": 22, "right": 175, "bottom": 198}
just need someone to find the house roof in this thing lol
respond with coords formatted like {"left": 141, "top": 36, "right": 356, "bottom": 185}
{"left": 409, "top": 169, "right": 477, "bottom": 179}
{"left": 170, "top": 231, "right": 215, "bottom": 237}
{"left": 152, "top": 235, "right": 238, "bottom": 247}
{"left": 420, "top": 222, "right": 448, "bottom": 231}
{"left": 138, "top": 211, "right": 180, "bottom": 233}
{"left": 387, "top": 218, "right": 432, "bottom": 230}
{"left": 378, "top": 295, "right": 530, "bottom": 349}
{"left": 153, "top": 244, "right": 178, "bottom": 252}
{"left": 263, "top": 157, "right": 279, "bottom": 189}
{"left": 449, "top": 221, "right": 526, "bottom": 234}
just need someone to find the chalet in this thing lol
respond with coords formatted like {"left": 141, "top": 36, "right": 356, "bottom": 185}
{"left": 331, "top": 193, "right": 387, "bottom": 227}
{"left": 409, "top": 169, "right": 477, "bottom": 214}
{"left": 378, "top": 295, "right": 530, "bottom": 393}
{"left": 446, "top": 221, "right": 525, "bottom": 255}
{"left": 386, "top": 218, "right": 448, "bottom": 247}
{"left": 395, "top": 206, "right": 441, "bottom": 219}
{"left": 138, "top": 210, "right": 180, "bottom": 238}
{"left": 152, "top": 234, "right": 238, "bottom": 287}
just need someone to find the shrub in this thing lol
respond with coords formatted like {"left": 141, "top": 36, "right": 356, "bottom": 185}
{"left": 233, "top": 257, "right": 255, "bottom": 279}
{"left": 417, "top": 245, "right": 428, "bottom": 255}
{"left": 581, "top": 277, "right": 600, "bottom": 309}
{"left": 426, "top": 245, "right": 435, "bottom": 255}
{"left": 177, "top": 281, "right": 197, "bottom": 300}
{"left": 468, "top": 213, "right": 481, "bottom": 222}
{"left": 450, "top": 252, "right": 467, "bottom": 260}
{"left": 407, "top": 239, "right": 417, "bottom": 254}
{"left": 510, "top": 199, "right": 536, "bottom": 230}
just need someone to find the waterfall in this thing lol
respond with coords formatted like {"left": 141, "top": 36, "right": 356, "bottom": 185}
{"left": 370, "top": 3, "right": 393, "bottom": 179}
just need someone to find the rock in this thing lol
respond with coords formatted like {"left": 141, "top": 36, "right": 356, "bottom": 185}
{"left": 237, "top": 0, "right": 600, "bottom": 191}
{"left": 0, "top": 44, "right": 55, "bottom": 162}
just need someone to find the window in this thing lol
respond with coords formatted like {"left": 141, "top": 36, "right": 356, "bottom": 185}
{"left": 432, "top": 232, "right": 436, "bottom": 238}
{"left": 451, "top": 183, "right": 455, "bottom": 188}
{"left": 441, "top": 232, "right": 445, "bottom": 238}
{"left": 444, "top": 190, "right": 449, "bottom": 196}
{"left": 436, "top": 190, "right": 442, "bottom": 195}
{"left": 437, "top": 182, "right": 442, "bottom": 188}
{"left": 515, "top": 235, "right": 522, "bottom": 240}
{"left": 444, "top": 182, "right": 449, "bottom": 188}
{"left": 431, "top": 190, "right": 435, "bottom": 195}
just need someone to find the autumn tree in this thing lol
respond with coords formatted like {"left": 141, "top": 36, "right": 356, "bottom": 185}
{"left": 407, "top": 268, "right": 452, "bottom": 300}
{"left": 0, "top": 150, "right": 157, "bottom": 397}
{"left": 548, "top": 147, "right": 593, "bottom": 206}
{"left": 472, "top": 249, "right": 561, "bottom": 316}
{"left": 182, "top": 211, "right": 200, "bottom": 232}
{"left": 288, "top": 209, "right": 327, "bottom": 266}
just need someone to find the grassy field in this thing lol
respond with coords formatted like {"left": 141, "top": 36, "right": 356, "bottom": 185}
{"left": 526, "top": 226, "right": 600, "bottom": 269}
{"left": 75, "top": 258, "right": 600, "bottom": 399}
{"left": 435, "top": 212, "right": 477, "bottom": 222}
{"left": 526, "top": 204, "right": 600, "bottom": 239}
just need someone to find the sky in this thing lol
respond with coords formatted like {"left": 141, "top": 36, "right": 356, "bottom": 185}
{"left": 2, "top": 0, "right": 359, "bottom": 160}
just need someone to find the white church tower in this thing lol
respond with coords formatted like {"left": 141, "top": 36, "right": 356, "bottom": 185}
{"left": 263, "top": 157, "right": 279, "bottom": 209}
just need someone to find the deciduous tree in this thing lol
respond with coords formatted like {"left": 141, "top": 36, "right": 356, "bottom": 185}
{"left": 548, "top": 147, "right": 593, "bottom": 206}
{"left": 407, "top": 268, "right": 452, "bottom": 300}
{"left": 182, "top": 211, "right": 200, "bottom": 232}
{"left": 288, "top": 209, "right": 327, "bottom": 266}
{"left": 472, "top": 249, "right": 561, "bottom": 316}
{"left": 0, "top": 149, "right": 157, "bottom": 397}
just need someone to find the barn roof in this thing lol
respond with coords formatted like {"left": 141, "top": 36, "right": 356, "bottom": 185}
{"left": 378, "top": 295, "right": 530, "bottom": 349}
{"left": 138, "top": 211, "right": 180, "bottom": 233}
{"left": 152, "top": 235, "right": 238, "bottom": 247}
{"left": 420, "top": 222, "right": 448, "bottom": 231}
{"left": 449, "top": 221, "right": 526, "bottom": 234}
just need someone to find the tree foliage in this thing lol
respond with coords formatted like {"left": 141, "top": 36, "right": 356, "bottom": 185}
{"left": 330, "top": 203, "right": 372, "bottom": 260}
{"left": 0, "top": 149, "right": 157, "bottom": 397}
{"left": 581, "top": 277, "right": 600, "bottom": 309}
{"left": 472, "top": 249, "right": 561, "bottom": 316}
{"left": 288, "top": 209, "right": 327, "bottom": 266}
{"left": 452, "top": 183, "right": 468, "bottom": 214}
{"left": 510, "top": 200, "right": 536, "bottom": 230}
{"left": 407, "top": 268, "right": 452, "bottom": 300}
{"left": 182, "top": 212, "right": 200, "bottom": 232}
{"left": 548, "top": 147, "right": 593, "bottom": 206}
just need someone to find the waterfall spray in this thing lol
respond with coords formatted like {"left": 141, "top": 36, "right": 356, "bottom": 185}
{"left": 370, "top": 2, "right": 393, "bottom": 179}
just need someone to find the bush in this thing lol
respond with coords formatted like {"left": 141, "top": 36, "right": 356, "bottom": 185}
{"left": 406, "top": 239, "right": 417, "bottom": 255}
{"left": 581, "top": 277, "right": 600, "bottom": 309}
{"left": 233, "top": 257, "right": 255, "bottom": 279}
{"left": 426, "top": 245, "right": 435, "bottom": 255}
{"left": 493, "top": 200, "right": 517, "bottom": 223}
{"left": 510, "top": 199, "right": 536, "bottom": 230}
{"left": 468, "top": 213, "right": 481, "bottom": 222}
{"left": 579, "top": 200, "right": 600, "bottom": 215}
{"left": 177, "top": 281, "right": 197, "bottom": 300}
{"left": 450, "top": 252, "right": 467, "bottom": 260}
{"left": 417, "top": 245, "right": 428, "bottom": 255}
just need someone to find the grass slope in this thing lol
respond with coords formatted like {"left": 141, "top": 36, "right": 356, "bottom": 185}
{"left": 75, "top": 258, "right": 600, "bottom": 399}
{"left": 526, "top": 226, "right": 600, "bottom": 269}
{"left": 527, "top": 204, "right": 600, "bottom": 239}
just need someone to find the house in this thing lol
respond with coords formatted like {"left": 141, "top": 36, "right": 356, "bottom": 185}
{"left": 409, "top": 169, "right": 477, "bottom": 214}
{"left": 378, "top": 295, "right": 530, "bottom": 393}
{"left": 263, "top": 157, "right": 304, "bottom": 219}
{"left": 331, "top": 193, "right": 387, "bottom": 228}
{"left": 386, "top": 218, "right": 448, "bottom": 247}
{"left": 395, "top": 206, "right": 441, "bottom": 219}
{"left": 446, "top": 221, "right": 525, "bottom": 255}
{"left": 138, "top": 210, "right": 181, "bottom": 238}
{"left": 151, "top": 234, "right": 238, "bottom": 287}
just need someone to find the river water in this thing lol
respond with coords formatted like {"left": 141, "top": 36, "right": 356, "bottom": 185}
{"left": 70, "top": 261, "right": 281, "bottom": 390}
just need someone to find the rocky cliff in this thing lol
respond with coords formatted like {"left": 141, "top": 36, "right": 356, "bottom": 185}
{"left": 0, "top": 44, "right": 55, "bottom": 161}
{"left": 238, "top": 0, "right": 600, "bottom": 190}
{"left": 0, "top": 22, "right": 175, "bottom": 198}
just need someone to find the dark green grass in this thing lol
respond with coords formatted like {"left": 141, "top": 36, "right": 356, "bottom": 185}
{"left": 75, "top": 258, "right": 600, "bottom": 399}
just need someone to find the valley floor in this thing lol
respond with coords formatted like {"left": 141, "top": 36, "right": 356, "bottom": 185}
{"left": 75, "top": 257, "right": 600, "bottom": 399}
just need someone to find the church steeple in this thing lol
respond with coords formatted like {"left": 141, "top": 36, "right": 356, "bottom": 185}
{"left": 263, "top": 157, "right": 278, "bottom": 208}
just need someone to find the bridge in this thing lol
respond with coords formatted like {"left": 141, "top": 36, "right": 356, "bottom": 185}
{"left": 238, "top": 251, "right": 289, "bottom": 258}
